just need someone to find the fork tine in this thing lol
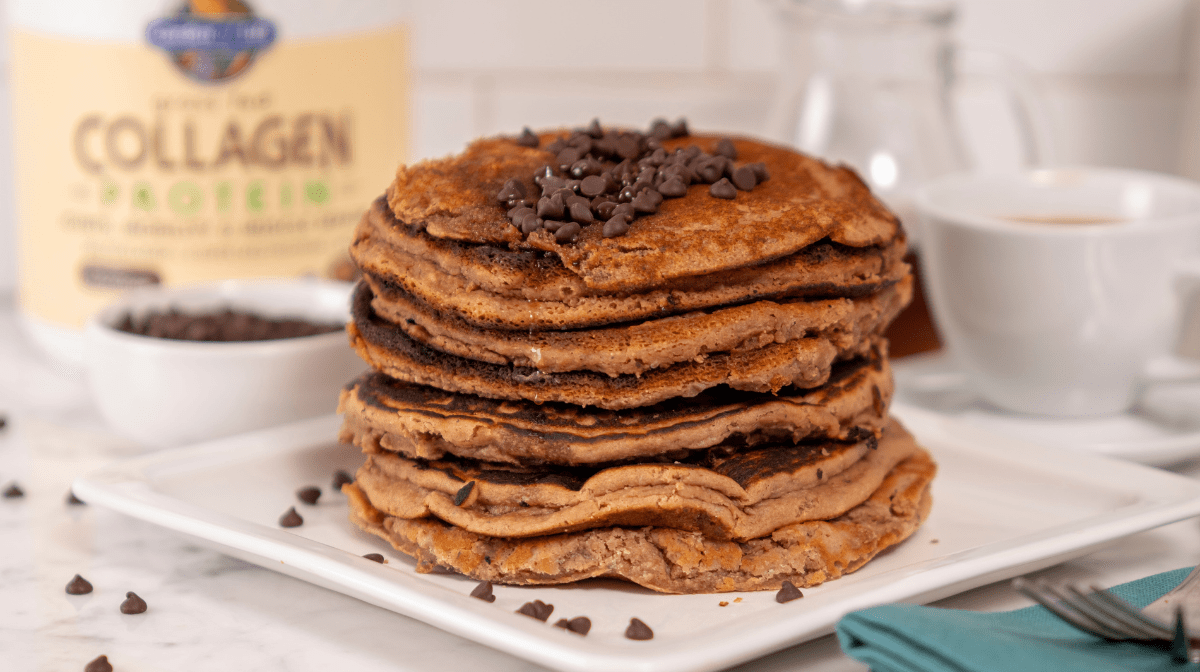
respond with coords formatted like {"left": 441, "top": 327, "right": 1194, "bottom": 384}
{"left": 1012, "top": 578, "right": 1131, "bottom": 640}
{"left": 1086, "top": 588, "right": 1175, "bottom": 640}
{"left": 1064, "top": 586, "right": 1168, "bottom": 641}
{"left": 1038, "top": 582, "right": 1145, "bottom": 640}
{"left": 1171, "top": 605, "right": 1190, "bottom": 664}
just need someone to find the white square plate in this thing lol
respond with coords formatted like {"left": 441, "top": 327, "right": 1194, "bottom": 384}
{"left": 73, "top": 403, "right": 1200, "bottom": 672}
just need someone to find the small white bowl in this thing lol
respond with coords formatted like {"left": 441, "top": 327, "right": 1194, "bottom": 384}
{"left": 84, "top": 278, "right": 365, "bottom": 448}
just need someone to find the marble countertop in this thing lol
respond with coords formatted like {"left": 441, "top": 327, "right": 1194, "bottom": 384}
{"left": 4, "top": 301, "right": 1200, "bottom": 672}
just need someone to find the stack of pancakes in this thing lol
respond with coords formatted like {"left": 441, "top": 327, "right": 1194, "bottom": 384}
{"left": 339, "top": 122, "right": 936, "bottom": 594}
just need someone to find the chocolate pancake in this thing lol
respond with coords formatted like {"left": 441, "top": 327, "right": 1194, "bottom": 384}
{"left": 337, "top": 349, "right": 893, "bottom": 466}
{"left": 344, "top": 421, "right": 935, "bottom": 594}
{"left": 367, "top": 272, "right": 910, "bottom": 376}
{"left": 352, "top": 419, "right": 917, "bottom": 542}
{"left": 385, "top": 133, "right": 901, "bottom": 293}
{"left": 353, "top": 197, "right": 909, "bottom": 331}
{"left": 351, "top": 282, "right": 882, "bottom": 409}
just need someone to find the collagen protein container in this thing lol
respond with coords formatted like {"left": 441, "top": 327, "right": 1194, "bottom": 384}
{"left": 9, "top": 0, "right": 411, "bottom": 365}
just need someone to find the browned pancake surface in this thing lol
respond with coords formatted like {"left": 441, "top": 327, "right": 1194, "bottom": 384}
{"left": 345, "top": 430, "right": 935, "bottom": 593}
{"left": 386, "top": 133, "right": 901, "bottom": 293}
{"left": 338, "top": 349, "right": 893, "bottom": 466}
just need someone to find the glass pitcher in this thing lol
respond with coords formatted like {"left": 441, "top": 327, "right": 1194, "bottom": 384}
{"left": 764, "top": 0, "right": 1053, "bottom": 239}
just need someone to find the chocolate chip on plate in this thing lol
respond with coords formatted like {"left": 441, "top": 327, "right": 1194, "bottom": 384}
{"left": 363, "top": 553, "right": 385, "bottom": 563}
{"left": 84, "top": 655, "right": 113, "bottom": 672}
{"left": 120, "top": 591, "right": 148, "bottom": 614}
{"left": 470, "top": 581, "right": 497, "bottom": 603}
{"left": 0, "top": 415, "right": 7, "bottom": 430}
{"left": 776, "top": 580, "right": 804, "bottom": 603}
{"left": 66, "top": 574, "right": 94, "bottom": 595}
{"left": 553, "top": 616, "right": 592, "bottom": 635}
{"left": 625, "top": 617, "right": 654, "bottom": 640}
{"left": 3, "top": 482, "right": 24, "bottom": 498}
{"left": 279, "top": 507, "right": 303, "bottom": 528}
{"left": 332, "top": 470, "right": 354, "bottom": 490}
{"left": 66, "top": 490, "right": 86, "bottom": 506}
{"left": 516, "top": 599, "right": 554, "bottom": 621}
{"left": 296, "top": 486, "right": 321, "bottom": 505}
{"left": 710, "top": 178, "right": 737, "bottom": 200}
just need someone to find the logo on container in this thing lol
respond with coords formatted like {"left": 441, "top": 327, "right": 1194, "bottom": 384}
{"left": 146, "top": 1, "right": 276, "bottom": 83}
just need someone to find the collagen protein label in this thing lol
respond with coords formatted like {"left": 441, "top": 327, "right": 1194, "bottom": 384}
{"left": 12, "top": 3, "right": 409, "bottom": 328}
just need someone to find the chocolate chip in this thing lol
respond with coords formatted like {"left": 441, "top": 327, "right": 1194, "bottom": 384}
{"left": 542, "top": 220, "right": 564, "bottom": 232}
{"left": 747, "top": 161, "right": 770, "bottom": 182}
{"left": 536, "top": 194, "right": 565, "bottom": 219}
{"left": 732, "top": 165, "right": 758, "bottom": 191}
{"left": 120, "top": 591, "right": 147, "bottom": 614}
{"left": 710, "top": 178, "right": 737, "bottom": 199}
{"left": 657, "top": 176, "right": 688, "bottom": 198}
{"left": 544, "top": 137, "right": 567, "bottom": 155}
{"left": 554, "top": 616, "right": 592, "bottom": 635}
{"left": 776, "top": 581, "right": 804, "bottom": 603}
{"left": 495, "top": 178, "right": 526, "bottom": 203}
{"left": 715, "top": 138, "right": 738, "bottom": 160}
{"left": 816, "top": 468, "right": 823, "bottom": 480}
{"left": 570, "top": 158, "right": 601, "bottom": 179}
{"left": 612, "top": 203, "right": 635, "bottom": 220}
{"left": 567, "top": 132, "right": 592, "bottom": 154}
{"left": 516, "top": 600, "right": 554, "bottom": 621}
{"left": 363, "top": 553, "right": 385, "bottom": 563}
{"left": 670, "top": 118, "right": 689, "bottom": 138}
{"left": 67, "top": 490, "right": 86, "bottom": 506}
{"left": 520, "top": 214, "right": 544, "bottom": 234}
{"left": 625, "top": 617, "right": 654, "bottom": 640}
{"left": 516, "top": 127, "right": 539, "bottom": 147}
{"left": 555, "top": 221, "right": 582, "bottom": 243}
{"left": 564, "top": 193, "right": 589, "bottom": 208}
{"left": 66, "top": 574, "right": 93, "bottom": 595}
{"left": 0, "top": 416, "right": 7, "bottom": 430}
{"left": 593, "top": 200, "right": 618, "bottom": 219}
{"left": 615, "top": 135, "right": 641, "bottom": 160}
{"left": 279, "top": 507, "right": 303, "bottom": 528}
{"left": 585, "top": 118, "right": 604, "bottom": 138}
{"left": 648, "top": 119, "right": 672, "bottom": 141}
{"left": 556, "top": 147, "right": 582, "bottom": 168}
{"left": 3, "top": 482, "right": 24, "bottom": 498}
{"left": 568, "top": 202, "right": 595, "bottom": 224}
{"left": 603, "top": 215, "right": 630, "bottom": 238}
{"left": 332, "top": 470, "right": 354, "bottom": 490}
{"left": 84, "top": 655, "right": 113, "bottom": 672}
{"left": 453, "top": 481, "right": 475, "bottom": 506}
{"left": 296, "top": 486, "right": 321, "bottom": 505}
{"left": 470, "top": 581, "right": 496, "bottom": 603}
{"left": 579, "top": 174, "right": 607, "bottom": 197}
{"left": 631, "top": 189, "right": 660, "bottom": 214}
{"left": 694, "top": 157, "right": 724, "bottom": 184}
{"left": 539, "top": 175, "right": 568, "bottom": 196}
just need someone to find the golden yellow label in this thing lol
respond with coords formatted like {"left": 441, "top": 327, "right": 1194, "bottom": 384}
{"left": 12, "top": 25, "right": 409, "bottom": 328}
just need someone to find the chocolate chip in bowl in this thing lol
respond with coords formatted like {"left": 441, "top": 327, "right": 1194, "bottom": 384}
{"left": 84, "top": 279, "right": 365, "bottom": 448}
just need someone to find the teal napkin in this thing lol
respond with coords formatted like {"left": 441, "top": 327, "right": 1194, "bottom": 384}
{"left": 837, "top": 567, "right": 1196, "bottom": 672}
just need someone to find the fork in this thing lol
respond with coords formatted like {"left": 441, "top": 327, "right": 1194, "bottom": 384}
{"left": 1012, "top": 565, "right": 1200, "bottom": 664}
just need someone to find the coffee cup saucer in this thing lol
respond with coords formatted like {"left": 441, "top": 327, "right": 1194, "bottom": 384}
{"left": 893, "top": 351, "right": 1200, "bottom": 466}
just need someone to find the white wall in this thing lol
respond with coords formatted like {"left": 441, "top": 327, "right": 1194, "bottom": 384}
{"left": 1, "top": 0, "right": 1197, "bottom": 296}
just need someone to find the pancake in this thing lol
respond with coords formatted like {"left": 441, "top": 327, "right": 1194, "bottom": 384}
{"left": 352, "top": 419, "right": 917, "bottom": 542}
{"left": 337, "top": 349, "right": 893, "bottom": 466}
{"left": 366, "top": 271, "right": 910, "bottom": 376}
{"left": 351, "top": 282, "right": 882, "bottom": 409}
{"left": 385, "top": 133, "right": 901, "bottom": 293}
{"left": 344, "top": 421, "right": 935, "bottom": 594}
{"left": 352, "top": 196, "right": 909, "bottom": 331}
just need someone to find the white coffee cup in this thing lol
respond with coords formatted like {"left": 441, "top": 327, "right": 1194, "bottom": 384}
{"left": 915, "top": 168, "right": 1200, "bottom": 417}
